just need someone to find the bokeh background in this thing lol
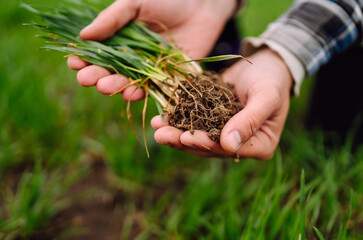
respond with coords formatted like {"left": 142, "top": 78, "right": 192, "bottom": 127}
{"left": 1, "top": 0, "right": 363, "bottom": 239}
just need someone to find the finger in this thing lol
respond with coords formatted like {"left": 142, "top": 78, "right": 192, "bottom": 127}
{"left": 234, "top": 123, "right": 279, "bottom": 160}
{"left": 122, "top": 86, "right": 145, "bottom": 102}
{"left": 80, "top": 0, "right": 140, "bottom": 41}
{"left": 67, "top": 56, "right": 89, "bottom": 70}
{"left": 151, "top": 116, "right": 169, "bottom": 130}
{"left": 180, "top": 130, "right": 226, "bottom": 153}
{"left": 77, "top": 65, "right": 111, "bottom": 87}
{"left": 154, "top": 126, "right": 185, "bottom": 150}
{"left": 220, "top": 88, "right": 281, "bottom": 153}
{"left": 154, "top": 127, "right": 217, "bottom": 157}
{"left": 96, "top": 74, "right": 129, "bottom": 95}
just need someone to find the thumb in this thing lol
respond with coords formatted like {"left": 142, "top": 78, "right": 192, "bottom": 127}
{"left": 220, "top": 88, "right": 281, "bottom": 153}
{"left": 80, "top": 0, "right": 140, "bottom": 41}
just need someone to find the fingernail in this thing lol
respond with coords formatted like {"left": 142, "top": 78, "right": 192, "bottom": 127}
{"left": 227, "top": 131, "right": 242, "bottom": 152}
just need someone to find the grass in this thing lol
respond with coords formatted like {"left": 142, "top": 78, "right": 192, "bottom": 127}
{"left": 126, "top": 141, "right": 363, "bottom": 239}
{"left": 0, "top": 162, "right": 85, "bottom": 239}
{"left": 0, "top": 0, "right": 362, "bottom": 239}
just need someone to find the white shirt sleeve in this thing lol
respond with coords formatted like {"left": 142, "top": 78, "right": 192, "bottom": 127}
{"left": 242, "top": 37, "right": 305, "bottom": 96}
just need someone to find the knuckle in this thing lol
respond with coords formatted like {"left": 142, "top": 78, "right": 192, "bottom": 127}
{"left": 269, "top": 86, "right": 282, "bottom": 106}
{"left": 246, "top": 116, "right": 259, "bottom": 137}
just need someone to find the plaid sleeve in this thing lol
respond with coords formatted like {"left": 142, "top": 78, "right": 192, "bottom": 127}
{"left": 242, "top": 0, "right": 363, "bottom": 95}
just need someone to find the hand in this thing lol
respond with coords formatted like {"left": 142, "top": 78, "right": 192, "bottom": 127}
{"left": 67, "top": 0, "right": 237, "bottom": 100}
{"left": 152, "top": 48, "right": 293, "bottom": 160}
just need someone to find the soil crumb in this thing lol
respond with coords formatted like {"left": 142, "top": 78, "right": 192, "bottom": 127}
{"left": 168, "top": 71, "right": 242, "bottom": 142}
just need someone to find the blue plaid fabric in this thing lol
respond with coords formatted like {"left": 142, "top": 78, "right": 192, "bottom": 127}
{"left": 259, "top": 0, "right": 363, "bottom": 76}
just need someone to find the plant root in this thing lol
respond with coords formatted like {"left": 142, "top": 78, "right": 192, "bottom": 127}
{"left": 168, "top": 71, "right": 242, "bottom": 142}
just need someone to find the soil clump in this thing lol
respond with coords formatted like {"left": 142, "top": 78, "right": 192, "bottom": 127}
{"left": 168, "top": 71, "right": 242, "bottom": 142}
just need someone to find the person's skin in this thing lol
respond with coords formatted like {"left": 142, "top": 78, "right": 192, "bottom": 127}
{"left": 152, "top": 48, "right": 292, "bottom": 160}
{"left": 68, "top": 0, "right": 237, "bottom": 101}
{"left": 68, "top": 0, "right": 293, "bottom": 160}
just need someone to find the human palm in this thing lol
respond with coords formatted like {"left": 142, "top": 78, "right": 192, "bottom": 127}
{"left": 67, "top": 0, "right": 293, "bottom": 160}
{"left": 152, "top": 49, "right": 292, "bottom": 160}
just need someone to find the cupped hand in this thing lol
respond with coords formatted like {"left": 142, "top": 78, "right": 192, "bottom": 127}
{"left": 152, "top": 48, "right": 293, "bottom": 160}
{"left": 67, "top": 0, "right": 237, "bottom": 100}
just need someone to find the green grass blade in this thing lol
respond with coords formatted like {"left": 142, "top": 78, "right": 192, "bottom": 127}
{"left": 155, "top": 100, "right": 166, "bottom": 121}
{"left": 179, "top": 55, "right": 250, "bottom": 64}
{"left": 20, "top": 2, "right": 44, "bottom": 15}
{"left": 133, "top": 21, "right": 173, "bottom": 50}
{"left": 298, "top": 170, "right": 306, "bottom": 240}
{"left": 339, "top": 190, "right": 354, "bottom": 240}
{"left": 313, "top": 226, "right": 326, "bottom": 240}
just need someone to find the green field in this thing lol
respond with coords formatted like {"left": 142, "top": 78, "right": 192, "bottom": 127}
{"left": 1, "top": 0, "right": 363, "bottom": 239}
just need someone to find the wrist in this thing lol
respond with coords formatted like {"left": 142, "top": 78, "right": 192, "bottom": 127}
{"left": 254, "top": 48, "right": 293, "bottom": 95}
{"left": 268, "top": 49, "right": 293, "bottom": 95}
{"left": 242, "top": 37, "right": 305, "bottom": 96}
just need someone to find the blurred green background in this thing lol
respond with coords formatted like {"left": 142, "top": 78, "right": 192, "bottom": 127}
{"left": 1, "top": 0, "right": 363, "bottom": 239}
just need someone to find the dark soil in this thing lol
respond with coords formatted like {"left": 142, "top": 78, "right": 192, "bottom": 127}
{"left": 168, "top": 71, "right": 242, "bottom": 142}
{"left": 24, "top": 160, "right": 186, "bottom": 240}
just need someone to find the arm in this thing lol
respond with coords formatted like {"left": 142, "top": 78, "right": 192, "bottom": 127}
{"left": 154, "top": 0, "right": 363, "bottom": 160}
{"left": 243, "top": 0, "right": 363, "bottom": 95}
